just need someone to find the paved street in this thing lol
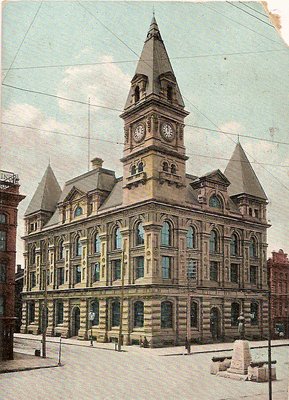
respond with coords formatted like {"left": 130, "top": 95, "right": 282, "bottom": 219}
{"left": 0, "top": 336, "right": 288, "bottom": 400}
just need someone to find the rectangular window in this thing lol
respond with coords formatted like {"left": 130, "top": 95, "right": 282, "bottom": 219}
{"left": 57, "top": 268, "right": 64, "bottom": 286}
{"left": 0, "top": 230, "right": 7, "bottom": 251}
{"left": 162, "top": 256, "right": 171, "bottom": 279}
{"left": 0, "top": 296, "right": 4, "bottom": 315}
{"left": 30, "top": 272, "right": 36, "bottom": 289}
{"left": 230, "top": 264, "right": 239, "bottom": 283}
{"left": 28, "top": 302, "right": 35, "bottom": 323}
{"left": 75, "top": 265, "right": 81, "bottom": 284}
{"left": 210, "top": 261, "right": 218, "bottom": 281}
{"left": 187, "top": 260, "right": 197, "bottom": 280}
{"left": 0, "top": 263, "right": 6, "bottom": 282}
{"left": 92, "top": 262, "right": 100, "bottom": 282}
{"left": 113, "top": 259, "right": 121, "bottom": 281}
{"left": 56, "top": 302, "right": 64, "bottom": 325}
{"left": 250, "top": 266, "right": 258, "bottom": 285}
{"left": 135, "top": 256, "right": 144, "bottom": 279}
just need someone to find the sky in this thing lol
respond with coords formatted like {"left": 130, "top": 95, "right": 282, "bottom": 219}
{"left": 1, "top": 1, "right": 289, "bottom": 265}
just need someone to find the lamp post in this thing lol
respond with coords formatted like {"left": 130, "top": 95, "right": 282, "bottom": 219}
{"left": 89, "top": 311, "right": 95, "bottom": 346}
{"left": 267, "top": 263, "right": 273, "bottom": 400}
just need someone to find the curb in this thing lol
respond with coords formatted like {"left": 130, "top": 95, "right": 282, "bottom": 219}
{"left": 0, "top": 364, "right": 60, "bottom": 374}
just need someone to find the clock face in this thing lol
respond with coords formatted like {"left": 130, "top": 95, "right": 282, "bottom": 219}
{"left": 161, "top": 123, "right": 175, "bottom": 142}
{"left": 133, "top": 124, "right": 145, "bottom": 142}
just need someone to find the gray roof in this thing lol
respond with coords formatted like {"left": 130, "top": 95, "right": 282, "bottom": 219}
{"left": 124, "top": 16, "right": 185, "bottom": 109}
{"left": 98, "top": 178, "right": 123, "bottom": 211}
{"left": 25, "top": 165, "right": 61, "bottom": 216}
{"left": 224, "top": 143, "right": 267, "bottom": 200}
{"left": 58, "top": 168, "right": 116, "bottom": 203}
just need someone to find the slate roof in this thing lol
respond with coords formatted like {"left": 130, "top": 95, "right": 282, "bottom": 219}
{"left": 124, "top": 16, "right": 185, "bottom": 109}
{"left": 58, "top": 168, "right": 115, "bottom": 204}
{"left": 98, "top": 178, "right": 123, "bottom": 211}
{"left": 25, "top": 165, "right": 61, "bottom": 216}
{"left": 224, "top": 143, "right": 267, "bottom": 200}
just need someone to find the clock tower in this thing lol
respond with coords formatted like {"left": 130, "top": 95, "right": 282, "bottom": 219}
{"left": 120, "top": 16, "right": 189, "bottom": 206}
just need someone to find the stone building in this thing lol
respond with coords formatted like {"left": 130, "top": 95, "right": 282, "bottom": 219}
{"left": 21, "top": 17, "right": 269, "bottom": 346}
{"left": 0, "top": 171, "right": 25, "bottom": 360}
{"left": 15, "top": 264, "right": 24, "bottom": 333}
{"left": 268, "top": 249, "right": 289, "bottom": 338}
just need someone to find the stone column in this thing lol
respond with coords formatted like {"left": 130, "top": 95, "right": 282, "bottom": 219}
{"left": 46, "top": 299, "right": 54, "bottom": 336}
{"left": 78, "top": 299, "right": 88, "bottom": 340}
{"left": 20, "top": 301, "right": 27, "bottom": 333}
{"left": 98, "top": 298, "right": 108, "bottom": 342}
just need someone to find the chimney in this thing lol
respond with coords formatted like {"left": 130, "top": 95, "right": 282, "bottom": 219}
{"left": 91, "top": 157, "right": 103, "bottom": 170}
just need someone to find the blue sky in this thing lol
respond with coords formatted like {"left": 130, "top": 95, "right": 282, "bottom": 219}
{"left": 1, "top": 1, "right": 289, "bottom": 264}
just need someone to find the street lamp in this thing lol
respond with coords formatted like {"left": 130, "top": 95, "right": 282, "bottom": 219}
{"left": 89, "top": 310, "right": 95, "bottom": 346}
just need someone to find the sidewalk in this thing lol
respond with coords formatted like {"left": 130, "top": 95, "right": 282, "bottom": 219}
{"left": 14, "top": 333, "right": 289, "bottom": 356}
{"left": 0, "top": 352, "right": 59, "bottom": 374}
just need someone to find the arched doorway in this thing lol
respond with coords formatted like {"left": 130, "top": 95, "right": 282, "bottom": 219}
{"left": 71, "top": 307, "right": 80, "bottom": 337}
{"left": 40, "top": 306, "right": 48, "bottom": 334}
{"left": 210, "top": 307, "right": 221, "bottom": 340}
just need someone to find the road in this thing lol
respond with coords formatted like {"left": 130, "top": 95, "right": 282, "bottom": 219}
{"left": 0, "top": 336, "right": 288, "bottom": 400}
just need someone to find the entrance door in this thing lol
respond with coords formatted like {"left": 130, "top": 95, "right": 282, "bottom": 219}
{"left": 71, "top": 307, "right": 80, "bottom": 337}
{"left": 210, "top": 307, "right": 221, "bottom": 340}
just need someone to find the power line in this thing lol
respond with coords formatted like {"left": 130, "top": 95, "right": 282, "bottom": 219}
{"left": 2, "top": 49, "right": 286, "bottom": 71}
{"left": 2, "top": 1, "right": 43, "bottom": 84}
{"left": 1, "top": 122, "right": 124, "bottom": 145}
{"left": 239, "top": 2, "right": 268, "bottom": 18}
{"left": 226, "top": 1, "right": 274, "bottom": 28}
{"left": 2, "top": 83, "right": 123, "bottom": 112}
{"left": 202, "top": 3, "right": 283, "bottom": 47}
{"left": 3, "top": 121, "right": 289, "bottom": 168}
{"left": 186, "top": 123, "right": 289, "bottom": 147}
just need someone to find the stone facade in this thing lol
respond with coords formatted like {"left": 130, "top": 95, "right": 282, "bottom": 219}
{"left": 0, "top": 171, "right": 25, "bottom": 360}
{"left": 21, "top": 17, "right": 269, "bottom": 347}
{"left": 268, "top": 249, "right": 289, "bottom": 338}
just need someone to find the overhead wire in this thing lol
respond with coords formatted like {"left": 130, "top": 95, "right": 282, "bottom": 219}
{"left": 226, "top": 1, "right": 274, "bottom": 28}
{"left": 239, "top": 2, "right": 269, "bottom": 18}
{"left": 2, "top": 1, "right": 43, "bottom": 84}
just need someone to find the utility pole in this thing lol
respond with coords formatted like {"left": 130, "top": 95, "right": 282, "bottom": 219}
{"left": 267, "top": 265, "right": 273, "bottom": 400}
{"left": 87, "top": 97, "right": 91, "bottom": 172}
{"left": 118, "top": 246, "right": 125, "bottom": 352}
{"left": 42, "top": 239, "right": 48, "bottom": 358}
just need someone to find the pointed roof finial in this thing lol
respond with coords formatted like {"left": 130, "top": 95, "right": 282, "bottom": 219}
{"left": 237, "top": 133, "right": 240, "bottom": 143}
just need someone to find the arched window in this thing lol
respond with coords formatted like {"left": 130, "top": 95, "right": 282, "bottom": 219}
{"left": 209, "top": 195, "right": 222, "bottom": 209}
{"left": 136, "top": 222, "right": 144, "bottom": 246}
{"left": 74, "top": 206, "right": 83, "bottom": 217}
{"left": 134, "top": 86, "right": 140, "bottom": 103}
{"left": 230, "top": 234, "right": 238, "bottom": 256}
{"left": 90, "top": 300, "right": 99, "bottom": 326}
{"left": 138, "top": 162, "right": 144, "bottom": 173}
{"left": 249, "top": 237, "right": 257, "bottom": 257}
{"left": 209, "top": 230, "right": 218, "bottom": 254}
{"left": 59, "top": 240, "right": 64, "bottom": 260}
{"left": 231, "top": 302, "right": 240, "bottom": 326}
{"left": 94, "top": 233, "right": 100, "bottom": 253}
{"left": 250, "top": 302, "right": 259, "bottom": 325}
{"left": 131, "top": 165, "right": 137, "bottom": 175}
{"left": 163, "top": 162, "right": 169, "bottom": 172}
{"left": 114, "top": 227, "right": 122, "bottom": 250}
{"left": 0, "top": 214, "right": 6, "bottom": 224}
{"left": 111, "top": 301, "right": 120, "bottom": 327}
{"left": 92, "top": 262, "right": 100, "bottom": 282}
{"left": 167, "top": 85, "right": 173, "bottom": 101}
{"left": 190, "top": 301, "right": 198, "bottom": 328}
{"left": 186, "top": 226, "right": 196, "bottom": 249}
{"left": 56, "top": 301, "right": 64, "bottom": 325}
{"left": 161, "top": 301, "right": 173, "bottom": 328}
{"left": 161, "top": 221, "right": 171, "bottom": 246}
{"left": 75, "top": 236, "right": 82, "bottom": 257}
{"left": 134, "top": 301, "right": 144, "bottom": 328}
{"left": 171, "top": 164, "right": 177, "bottom": 174}
{"left": 0, "top": 231, "right": 7, "bottom": 252}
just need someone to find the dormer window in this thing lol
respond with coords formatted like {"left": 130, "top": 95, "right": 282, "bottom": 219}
{"left": 209, "top": 195, "right": 222, "bottom": 209}
{"left": 74, "top": 206, "right": 83, "bottom": 217}
{"left": 167, "top": 85, "right": 173, "bottom": 101}
{"left": 134, "top": 86, "right": 140, "bottom": 103}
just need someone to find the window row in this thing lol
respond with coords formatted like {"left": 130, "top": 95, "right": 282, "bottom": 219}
{"left": 210, "top": 262, "right": 259, "bottom": 285}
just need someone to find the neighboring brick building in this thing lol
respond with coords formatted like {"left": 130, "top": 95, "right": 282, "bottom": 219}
{"left": 15, "top": 264, "right": 24, "bottom": 333}
{"left": 0, "top": 170, "right": 25, "bottom": 360}
{"left": 268, "top": 249, "right": 289, "bottom": 338}
{"left": 21, "top": 17, "right": 269, "bottom": 347}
